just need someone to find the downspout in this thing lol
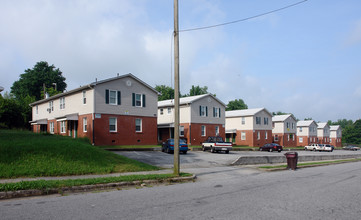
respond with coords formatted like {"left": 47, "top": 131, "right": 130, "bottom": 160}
{"left": 189, "top": 103, "right": 191, "bottom": 146}
{"left": 91, "top": 84, "right": 96, "bottom": 145}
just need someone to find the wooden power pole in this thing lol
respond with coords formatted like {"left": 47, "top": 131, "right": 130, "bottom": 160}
{"left": 173, "top": 0, "right": 180, "bottom": 176}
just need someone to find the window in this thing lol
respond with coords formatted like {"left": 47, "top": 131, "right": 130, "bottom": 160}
{"left": 167, "top": 107, "right": 172, "bottom": 114}
{"left": 60, "top": 97, "right": 65, "bottom": 109}
{"left": 50, "top": 122, "right": 54, "bottom": 134}
{"left": 286, "top": 122, "right": 289, "bottom": 129}
{"left": 299, "top": 137, "right": 303, "bottom": 143}
{"left": 199, "top": 106, "right": 208, "bottom": 117}
{"left": 265, "top": 131, "right": 268, "bottom": 140}
{"left": 292, "top": 123, "right": 294, "bottom": 129}
{"left": 160, "top": 109, "right": 163, "bottom": 115}
{"left": 288, "top": 134, "right": 290, "bottom": 141}
{"left": 109, "top": 91, "right": 117, "bottom": 105}
{"left": 256, "top": 117, "right": 261, "bottom": 125}
{"left": 83, "top": 117, "right": 87, "bottom": 132}
{"left": 180, "top": 126, "right": 184, "bottom": 136}
{"left": 49, "top": 101, "right": 54, "bottom": 112}
{"left": 292, "top": 134, "right": 295, "bottom": 141}
{"left": 109, "top": 118, "right": 117, "bottom": 132}
{"left": 215, "top": 126, "right": 219, "bottom": 136}
{"left": 60, "top": 121, "right": 66, "bottom": 133}
{"left": 299, "top": 127, "right": 303, "bottom": 132}
{"left": 201, "top": 125, "right": 206, "bottom": 136}
{"left": 132, "top": 93, "right": 145, "bottom": 107}
{"left": 135, "top": 119, "right": 142, "bottom": 132}
{"left": 241, "top": 132, "right": 246, "bottom": 140}
{"left": 264, "top": 117, "right": 269, "bottom": 125}
{"left": 213, "top": 107, "right": 220, "bottom": 118}
{"left": 106, "top": 90, "right": 121, "bottom": 105}
{"left": 242, "top": 117, "right": 245, "bottom": 125}
{"left": 36, "top": 106, "right": 38, "bottom": 114}
{"left": 257, "top": 131, "right": 260, "bottom": 140}
{"left": 83, "top": 91, "right": 87, "bottom": 104}
{"left": 274, "top": 135, "right": 279, "bottom": 141}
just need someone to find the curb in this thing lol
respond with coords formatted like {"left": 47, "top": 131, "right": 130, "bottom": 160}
{"left": 0, "top": 175, "right": 196, "bottom": 200}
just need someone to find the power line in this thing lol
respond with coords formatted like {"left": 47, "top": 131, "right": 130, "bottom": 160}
{"left": 179, "top": 0, "right": 308, "bottom": 33}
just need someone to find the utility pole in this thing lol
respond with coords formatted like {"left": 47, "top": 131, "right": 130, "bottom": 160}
{"left": 173, "top": 0, "right": 180, "bottom": 176}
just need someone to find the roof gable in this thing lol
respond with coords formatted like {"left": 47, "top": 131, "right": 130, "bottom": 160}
{"left": 226, "top": 108, "right": 272, "bottom": 118}
{"left": 297, "top": 120, "right": 317, "bottom": 127}
{"left": 272, "top": 114, "right": 296, "bottom": 122}
{"left": 158, "top": 94, "right": 226, "bottom": 108}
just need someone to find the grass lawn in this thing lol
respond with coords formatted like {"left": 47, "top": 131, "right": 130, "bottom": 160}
{"left": 0, "top": 130, "right": 159, "bottom": 179}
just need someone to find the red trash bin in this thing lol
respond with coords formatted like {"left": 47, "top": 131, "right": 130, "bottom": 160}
{"left": 284, "top": 152, "right": 298, "bottom": 170}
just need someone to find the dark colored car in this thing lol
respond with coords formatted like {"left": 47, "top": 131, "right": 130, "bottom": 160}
{"left": 259, "top": 143, "right": 283, "bottom": 152}
{"left": 342, "top": 145, "right": 360, "bottom": 151}
{"left": 162, "top": 139, "right": 188, "bottom": 154}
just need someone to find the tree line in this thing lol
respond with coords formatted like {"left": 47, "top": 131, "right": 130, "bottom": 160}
{"left": 0, "top": 61, "right": 360, "bottom": 145}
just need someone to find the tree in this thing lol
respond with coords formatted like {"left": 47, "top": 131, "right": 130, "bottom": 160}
{"left": 11, "top": 61, "right": 67, "bottom": 101}
{"left": 272, "top": 111, "right": 288, "bottom": 116}
{"left": 182, "top": 85, "right": 211, "bottom": 97}
{"left": 342, "top": 119, "right": 361, "bottom": 144}
{"left": 304, "top": 117, "right": 313, "bottom": 120}
{"left": 226, "top": 99, "right": 248, "bottom": 111}
{"left": 155, "top": 85, "right": 175, "bottom": 101}
{"left": 0, "top": 93, "right": 24, "bottom": 129}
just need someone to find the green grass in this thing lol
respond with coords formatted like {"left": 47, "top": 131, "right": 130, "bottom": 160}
{"left": 0, "top": 130, "right": 159, "bottom": 178}
{"left": 0, "top": 173, "right": 192, "bottom": 192}
{"left": 259, "top": 158, "right": 361, "bottom": 169}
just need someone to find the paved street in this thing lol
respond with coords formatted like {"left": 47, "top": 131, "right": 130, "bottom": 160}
{"left": 1, "top": 161, "right": 361, "bottom": 219}
{"left": 115, "top": 150, "right": 361, "bottom": 168}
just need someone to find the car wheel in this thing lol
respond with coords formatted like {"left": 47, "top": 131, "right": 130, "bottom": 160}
{"left": 313, "top": 148, "right": 316, "bottom": 151}
{"left": 161, "top": 147, "right": 165, "bottom": 152}
{"left": 183, "top": 151, "right": 187, "bottom": 154}
{"left": 225, "top": 150, "right": 229, "bottom": 154}
{"left": 269, "top": 148, "right": 273, "bottom": 152}
{"left": 210, "top": 147, "right": 215, "bottom": 153}
{"left": 278, "top": 149, "right": 281, "bottom": 153}
{"left": 304, "top": 148, "right": 307, "bottom": 151}
{"left": 166, "top": 147, "right": 171, "bottom": 154}
{"left": 202, "top": 145, "right": 206, "bottom": 151}
{"left": 259, "top": 148, "right": 262, "bottom": 151}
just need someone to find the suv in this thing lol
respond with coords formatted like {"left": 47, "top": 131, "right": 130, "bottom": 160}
{"left": 305, "top": 144, "right": 323, "bottom": 151}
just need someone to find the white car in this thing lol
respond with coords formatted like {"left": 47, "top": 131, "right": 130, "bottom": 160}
{"left": 321, "top": 144, "right": 334, "bottom": 152}
{"left": 304, "top": 144, "right": 323, "bottom": 151}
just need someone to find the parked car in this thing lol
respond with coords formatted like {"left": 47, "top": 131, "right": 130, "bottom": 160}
{"left": 202, "top": 136, "right": 232, "bottom": 153}
{"left": 322, "top": 144, "right": 334, "bottom": 152}
{"left": 342, "top": 145, "right": 360, "bottom": 151}
{"left": 304, "top": 144, "right": 323, "bottom": 151}
{"left": 162, "top": 139, "right": 188, "bottom": 154}
{"left": 259, "top": 143, "right": 283, "bottom": 152}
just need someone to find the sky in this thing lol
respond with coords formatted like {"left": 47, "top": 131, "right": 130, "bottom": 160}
{"left": 1, "top": 0, "right": 361, "bottom": 122}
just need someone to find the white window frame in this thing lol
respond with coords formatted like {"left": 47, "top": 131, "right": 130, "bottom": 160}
{"left": 60, "top": 97, "right": 65, "bottom": 110}
{"left": 60, "top": 121, "right": 66, "bottom": 133}
{"left": 256, "top": 117, "right": 261, "bottom": 125}
{"left": 214, "top": 107, "right": 220, "bottom": 118}
{"left": 109, "top": 90, "right": 117, "bottom": 105}
{"left": 83, "top": 91, "right": 87, "bottom": 104}
{"left": 135, "top": 118, "right": 142, "bottom": 132}
{"left": 180, "top": 126, "right": 184, "bottom": 136}
{"left": 257, "top": 131, "right": 260, "bottom": 140}
{"left": 167, "top": 107, "right": 172, "bottom": 114}
{"left": 36, "top": 105, "right": 38, "bottom": 114}
{"left": 49, "top": 101, "right": 54, "bottom": 112}
{"left": 50, "top": 122, "right": 54, "bottom": 134}
{"left": 242, "top": 117, "right": 245, "bottom": 125}
{"left": 160, "top": 109, "right": 164, "bottom": 115}
{"left": 109, "top": 117, "right": 117, "bottom": 132}
{"left": 241, "top": 132, "right": 246, "bottom": 140}
{"left": 299, "top": 137, "right": 303, "bottom": 143}
{"left": 274, "top": 135, "right": 279, "bottom": 141}
{"left": 200, "top": 106, "right": 207, "bottom": 117}
{"left": 215, "top": 126, "right": 219, "bottom": 136}
{"left": 83, "top": 117, "right": 87, "bottom": 132}
{"left": 264, "top": 117, "right": 269, "bottom": 125}
{"left": 135, "top": 93, "right": 142, "bottom": 107}
{"left": 299, "top": 127, "right": 303, "bottom": 132}
{"left": 265, "top": 131, "right": 268, "bottom": 140}
{"left": 201, "top": 125, "right": 206, "bottom": 136}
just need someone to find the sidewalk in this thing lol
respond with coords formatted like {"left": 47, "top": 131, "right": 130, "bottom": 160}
{"left": 0, "top": 169, "right": 173, "bottom": 184}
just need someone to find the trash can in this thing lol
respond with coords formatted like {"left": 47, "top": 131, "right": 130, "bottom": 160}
{"left": 284, "top": 152, "right": 298, "bottom": 170}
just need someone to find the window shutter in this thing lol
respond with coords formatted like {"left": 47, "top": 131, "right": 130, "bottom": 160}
{"left": 142, "top": 94, "right": 146, "bottom": 107}
{"left": 213, "top": 107, "right": 215, "bottom": 117}
{"left": 132, "top": 93, "right": 135, "bottom": 106}
{"left": 206, "top": 106, "right": 208, "bottom": 117}
{"left": 219, "top": 108, "right": 221, "bottom": 118}
{"left": 105, "top": 90, "right": 109, "bottom": 104}
{"left": 117, "top": 91, "right": 121, "bottom": 105}
{"left": 199, "top": 106, "right": 201, "bottom": 116}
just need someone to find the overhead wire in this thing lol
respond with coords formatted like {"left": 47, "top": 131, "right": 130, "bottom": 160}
{"left": 179, "top": 0, "right": 308, "bottom": 33}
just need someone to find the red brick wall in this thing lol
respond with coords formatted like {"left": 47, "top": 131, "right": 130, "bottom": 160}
{"left": 297, "top": 135, "right": 318, "bottom": 146}
{"left": 330, "top": 138, "right": 342, "bottom": 147}
{"left": 77, "top": 114, "right": 93, "bottom": 141}
{"left": 273, "top": 133, "right": 297, "bottom": 147}
{"left": 187, "top": 123, "right": 225, "bottom": 145}
{"left": 93, "top": 114, "right": 157, "bottom": 146}
{"left": 234, "top": 130, "right": 272, "bottom": 147}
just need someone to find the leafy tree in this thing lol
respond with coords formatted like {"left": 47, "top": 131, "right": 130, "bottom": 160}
{"left": 11, "top": 61, "right": 67, "bottom": 101}
{"left": 272, "top": 111, "right": 288, "bottom": 116}
{"left": 0, "top": 93, "right": 24, "bottom": 128}
{"left": 226, "top": 99, "right": 248, "bottom": 111}
{"left": 304, "top": 117, "right": 313, "bottom": 120}
{"left": 327, "top": 119, "right": 354, "bottom": 130}
{"left": 155, "top": 85, "right": 175, "bottom": 101}
{"left": 342, "top": 119, "right": 361, "bottom": 144}
{"left": 183, "top": 85, "right": 211, "bottom": 97}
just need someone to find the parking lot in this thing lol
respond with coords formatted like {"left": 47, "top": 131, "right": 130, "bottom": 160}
{"left": 115, "top": 150, "right": 361, "bottom": 169}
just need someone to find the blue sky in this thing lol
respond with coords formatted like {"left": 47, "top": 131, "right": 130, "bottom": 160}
{"left": 1, "top": 0, "right": 360, "bottom": 122}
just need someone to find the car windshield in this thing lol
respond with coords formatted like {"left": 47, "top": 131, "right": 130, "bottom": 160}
{"left": 169, "top": 139, "right": 186, "bottom": 145}
{"left": 216, "top": 137, "right": 224, "bottom": 142}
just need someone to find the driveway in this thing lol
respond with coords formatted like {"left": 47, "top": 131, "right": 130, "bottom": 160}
{"left": 115, "top": 150, "right": 361, "bottom": 168}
